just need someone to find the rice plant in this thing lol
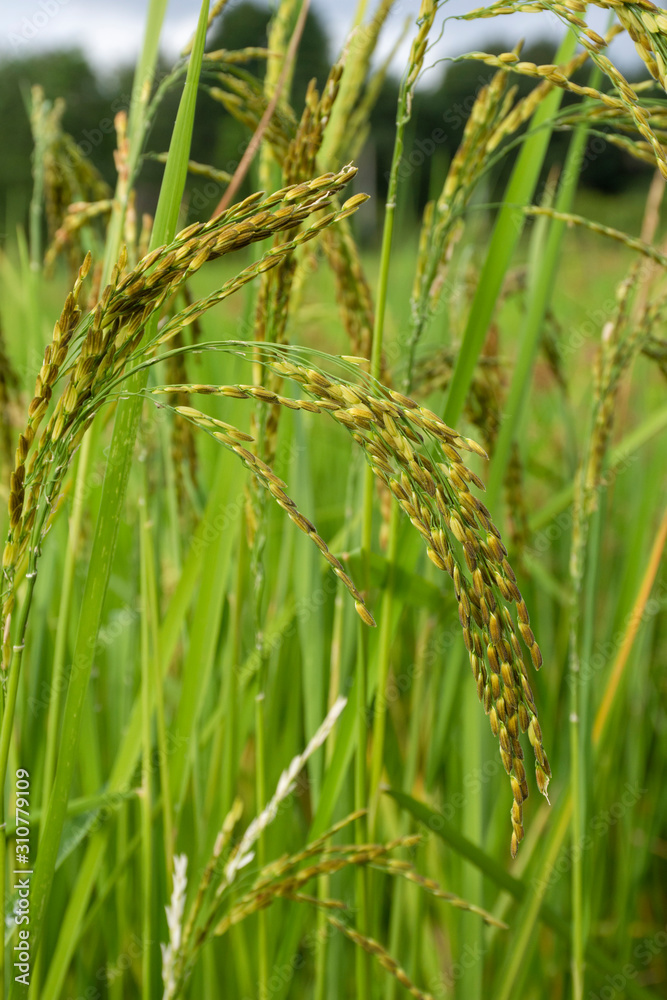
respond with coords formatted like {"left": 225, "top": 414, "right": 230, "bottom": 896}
{"left": 0, "top": 1, "right": 666, "bottom": 998}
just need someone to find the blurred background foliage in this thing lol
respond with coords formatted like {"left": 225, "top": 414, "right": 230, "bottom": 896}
{"left": 0, "top": 1, "right": 650, "bottom": 244}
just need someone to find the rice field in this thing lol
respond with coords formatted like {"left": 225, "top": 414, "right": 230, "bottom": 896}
{"left": 0, "top": 2, "right": 666, "bottom": 999}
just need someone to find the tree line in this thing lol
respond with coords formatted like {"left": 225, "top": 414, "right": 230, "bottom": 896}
{"left": 0, "top": 2, "right": 648, "bottom": 245}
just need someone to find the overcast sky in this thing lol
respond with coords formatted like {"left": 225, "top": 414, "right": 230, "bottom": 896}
{"left": 0, "top": 0, "right": 640, "bottom": 85}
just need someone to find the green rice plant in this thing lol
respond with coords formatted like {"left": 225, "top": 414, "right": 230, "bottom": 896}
{"left": 1, "top": 2, "right": 667, "bottom": 999}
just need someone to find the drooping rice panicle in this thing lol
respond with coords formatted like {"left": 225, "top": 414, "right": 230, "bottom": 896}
{"left": 455, "top": 5, "right": 667, "bottom": 175}
{"left": 30, "top": 86, "right": 111, "bottom": 272}
{"left": 2, "top": 170, "right": 365, "bottom": 674}
{"left": 153, "top": 344, "right": 550, "bottom": 850}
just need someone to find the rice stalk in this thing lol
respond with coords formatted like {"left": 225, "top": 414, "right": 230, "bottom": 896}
{"left": 159, "top": 697, "right": 502, "bottom": 999}
{"left": 322, "top": 223, "right": 375, "bottom": 359}
{"left": 0, "top": 322, "right": 18, "bottom": 477}
{"left": 208, "top": 72, "right": 297, "bottom": 166}
{"left": 523, "top": 205, "right": 667, "bottom": 265}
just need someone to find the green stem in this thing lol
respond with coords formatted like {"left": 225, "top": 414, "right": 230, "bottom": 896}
{"left": 459, "top": 682, "right": 483, "bottom": 1000}
{"left": 368, "top": 502, "right": 400, "bottom": 838}
{"left": 144, "top": 484, "right": 175, "bottom": 888}
{"left": 255, "top": 690, "right": 268, "bottom": 998}
{"left": 139, "top": 487, "right": 154, "bottom": 1000}
{"left": 39, "top": 431, "right": 95, "bottom": 841}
